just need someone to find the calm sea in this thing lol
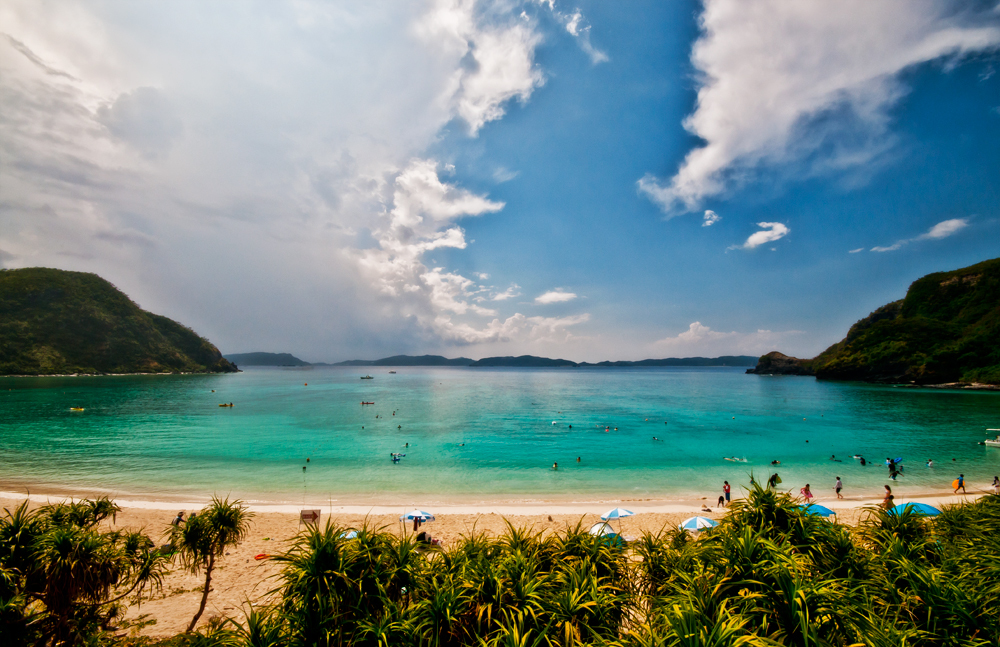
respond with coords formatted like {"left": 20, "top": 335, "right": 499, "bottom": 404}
{"left": 1, "top": 367, "right": 998, "bottom": 505}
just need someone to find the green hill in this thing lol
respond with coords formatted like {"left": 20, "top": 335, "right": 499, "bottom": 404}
{"left": 0, "top": 267, "right": 237, "bottom": 375}
{"left": 750, "top": 258, "right": 1000, "bottom": 384}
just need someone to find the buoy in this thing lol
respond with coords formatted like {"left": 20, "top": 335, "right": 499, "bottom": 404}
{"left": 304, "top": 383, "right": 307, "bottom": 386}
{"left": 306, "top": 458, "right": 310, "bottom": 462}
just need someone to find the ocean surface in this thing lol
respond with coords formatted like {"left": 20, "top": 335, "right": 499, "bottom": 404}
{"left": 1, "top": 367, "right": 998, "bottom": 505}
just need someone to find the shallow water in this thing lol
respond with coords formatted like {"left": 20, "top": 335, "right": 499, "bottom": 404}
{"left": 1, "top": 367, "right": 998, "bottom": 504}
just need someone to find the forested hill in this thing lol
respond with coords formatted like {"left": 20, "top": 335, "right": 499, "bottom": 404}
{"left": 750, "top": 257, "right": 1000, "bottom": 384}
{"left": 0, "top": 268, "right": 237, "bottom": 375}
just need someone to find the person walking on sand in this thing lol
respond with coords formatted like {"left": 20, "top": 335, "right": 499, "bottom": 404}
{"left": 881, "top": 485, "right": 894, "bottom": 510}
{"left": 954, "top": 473, "right": 966, "bottom": 494}
{"left": 723, "top": 481, "right": 731, "bottom": 507}
{"left": 800, "top": 484, "right": 814, "bottom": 502}
{"left": 834, "top": 476, "right": 843, "bottom": 499}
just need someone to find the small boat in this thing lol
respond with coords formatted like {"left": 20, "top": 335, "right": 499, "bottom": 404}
{"left": 361, "top": 375, "right": 373, "bottom": 380}
{"left": 219, "top": 403, "right": 234, "bottom": 407}
{"left": 361, "top": 401, "right": 375, "bottom": 405}
{"left": 388, "top": 370, "right": 396, "bottom": 374}
{"left": 985, "top": 429, "right": 1000, "bottom": 447}
{"left": 724, "top": 456, "right": 748, "bottom": 463}
{"left": 69, "top": 407, "right": 85, "bottom": 412}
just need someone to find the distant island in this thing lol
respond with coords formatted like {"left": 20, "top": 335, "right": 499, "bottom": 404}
{"left": 748, "top": 257, "right": 1000, "bottom": 385}
{"left": 0, "top": 268, "right": 237, "bottom": 375}
{"left": 224, "top": 352, "right": 310, "bottom": 367}
{"left": 235, "top": 353, "right": 759, "bottom": 368}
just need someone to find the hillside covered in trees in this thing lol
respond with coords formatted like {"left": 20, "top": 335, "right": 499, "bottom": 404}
{"left": 749, "top": 257, "right": 1000, "bottom": 385}
{"left": 0, "top": 267, "right": 237, "bottom": 375}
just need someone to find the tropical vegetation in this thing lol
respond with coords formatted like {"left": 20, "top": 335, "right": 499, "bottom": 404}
{"left": 4, "top": 486, "right": 999, "bottom": 646}
{"left": 750, "top": 256, "right": 1000, "bottom": 384}
{"left": 0, "top": 267, "right": 237, "bottom": 375}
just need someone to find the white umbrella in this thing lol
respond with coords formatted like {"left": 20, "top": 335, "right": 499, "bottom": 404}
{"left": 400, "top": 510, "right": 435, "bottom": 522}
{"left": 679, "top": 516, "right": 718, "bottom": 531}
{"left": 600, "top": 508, "right": 635, "bottom": 521}
{"left": 601, "top": 507, "right": 635, "bottom": 534}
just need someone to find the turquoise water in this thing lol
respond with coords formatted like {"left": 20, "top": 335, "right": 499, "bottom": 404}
{"left": 1, "top": 367, "right": 998, "bottom": 504}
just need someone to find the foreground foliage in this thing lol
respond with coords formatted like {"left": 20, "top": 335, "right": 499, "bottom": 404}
{"left": 5, "top": 487, "right": 999, "bottom": 646}
{"left": 174, "top": 484, "right": 1000, "bottom": 647}
{"left": 0, "top": 496, "right": 168, "bottom": 646}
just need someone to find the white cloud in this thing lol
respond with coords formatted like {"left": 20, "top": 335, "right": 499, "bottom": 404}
{"left": 702, "top": 209, "right": 721, "bottom": 227}
{"left": 533, "top": 1, "right": 607, "bottom": 64}
{"left": 655, "top": 321, "right": 804, "bottom": 357}
{"left": 491, "top": 284, "right": 521, "bottom": 301}
{"left": 731, "top": 222, "right": 790, "bottom": 250}
{"left": 918, "top": 217, "right": 968, "bottom": 240}
{"left": 418, "top": 0, "right": 545, "bottom": 135}
{"left": 0, "top": 0, "right": 572, "bottom": 358}
{"left": 871, "top": 217, "right": 969, "bottom": 252}
{"left": 639, "top": 0, "right": 1000, "bottom": 214}
{"left": 535, "top": 289, "right": 577, "bottom": 304}
{"left": 848, "top": 247, "right": 865, "bottom": 253}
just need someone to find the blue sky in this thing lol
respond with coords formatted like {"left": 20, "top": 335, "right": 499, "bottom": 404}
{"left": 2, "top": 0, "right": 999, "bottom": 362}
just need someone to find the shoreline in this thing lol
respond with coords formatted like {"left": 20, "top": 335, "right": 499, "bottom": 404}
{"left": 1, "top": 483, "right": 986, "bottom": 516}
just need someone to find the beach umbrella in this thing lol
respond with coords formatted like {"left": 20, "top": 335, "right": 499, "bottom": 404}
{"left": 679, "top": 516, "right": 718, "bottom": 531}
{"left": 601, "top": 507, "right": 635, "bottom": 533}
{"left": 339, "top": 530, "right": 358, "bottom": 540}
{"left": 798, "top": 504, "right": 836, "bottom": 517}
{"left": 600, "top": 507, "right": 635, "bottom": 521}
{"left": 400, "top": 510, "right": 435, "bottom": 522}
{"left": 890, "top": 502, "right": 941, "bottom": 516}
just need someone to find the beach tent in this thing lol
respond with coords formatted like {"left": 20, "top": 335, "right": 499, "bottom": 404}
{"left": 798, "top": 504, "right": 836, "bottom": 518}
{"left": 890, "top": 502, "right": 941, "bottom": 516}
{"left": 588, "top": 522, "right": 615, "bottom": 536}
{"left": 679, "top": 516, "right": 718, "bottom": 531}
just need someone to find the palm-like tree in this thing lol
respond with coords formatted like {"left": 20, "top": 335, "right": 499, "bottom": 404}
{"left": 169, "top": 496, "right": 254, "bottom": 632}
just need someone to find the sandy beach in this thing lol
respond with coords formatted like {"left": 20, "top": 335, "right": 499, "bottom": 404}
{"left": 1, "top": 486, "right": 988, "bottom": 639}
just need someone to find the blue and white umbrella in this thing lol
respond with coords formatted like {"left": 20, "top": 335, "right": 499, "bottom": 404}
{"left": 339, "top": 530, "right": 359, "bottom": 540}
{"left": 600, "top": 508, "right": 635, "bottom": 521}
{"left": 679, "top": 516, "right": 718, "bottom": 531}
{"left": 798, "top": 504, "right": 836, "bottom": 517}
{"left": 400, "top": 510, "right": 436, "bottom": 522}
{"left": 890, "top": 502, "right": 941, "bottom": 517}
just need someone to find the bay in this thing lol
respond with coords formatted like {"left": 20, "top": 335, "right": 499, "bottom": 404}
{"left": 1, "top": 367, "right": 998, "bottom": 504}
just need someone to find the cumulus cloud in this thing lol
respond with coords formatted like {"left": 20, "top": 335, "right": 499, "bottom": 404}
{"left": 535, "top": 289, "right": 577, "bottom": 304}
{"left": 490, "top": 284, "right": 521, "bottom": 301}
{"left": 702, "top": 209, "right": 721, "bottom": 227}
{"left": 0, "top": 0, "right": 578, "bottom": 358}
{"left": 639, "top": 0, "right": 1000, "bottom": 214}
{"left": 730, "top": 222, "right": 790, "bottom": 250}
{"left": 655, "top": 321, "right": 804, "bottom": 357}
{"left": 871, "top": 217, "right": 969, "bottom": 252}
{"left": 418, "top": 0, "right": 545, "bottom": 135}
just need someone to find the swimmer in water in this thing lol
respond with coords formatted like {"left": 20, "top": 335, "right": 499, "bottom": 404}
{"left": 552, "top": 462, "right": 558, "bottom": 470}
{"left": 771, "top": 460, "right": 781, "bottom": 465}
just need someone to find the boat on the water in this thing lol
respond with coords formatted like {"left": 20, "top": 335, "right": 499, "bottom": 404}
{"left": 388, "top": 370, "right": 396, "bottom": 374}
{"left": 724, "top": 456, "right": 748, "bottom": 463}
{"left": 984, "top": 429, "right": 1000, "bottom": 447}
{"left": 361, "top": 375, "right": 373, "bottom": 380}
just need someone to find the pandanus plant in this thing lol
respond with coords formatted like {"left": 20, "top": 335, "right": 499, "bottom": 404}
{"left": 169, "top": 496, "right": 254, "bottom": 632}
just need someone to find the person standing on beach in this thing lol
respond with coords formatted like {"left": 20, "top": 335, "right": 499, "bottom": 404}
{"left": 768, "top": 473, "right": 779, "bottom": 489}
{"left": 834, "top": 477, "right": 843, "bottom": 499}
{"left": 993, "top": 476, "right": 999, "bottom": 494}
{"left": 171, "top": 511, "right": 185, "bottom": 526}
{"left": 954, "top": 474, "right": 966, "bottom": 494}
{"left": 881, "top": 485, "right": 894, "bottom": 510}
{"left": 800, "top": 484, "right": 814, "bottom": 502}
{"left": 723, "top": 481, "right": 731, "bottom": 506}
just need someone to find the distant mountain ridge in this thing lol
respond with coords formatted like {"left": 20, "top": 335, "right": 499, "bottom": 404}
{"left": 318, "top": 354, "right": 757, "bottom": 367}
{"left": 224, "top": 352, "right": 310, "bottom": 366}
{"left": 0, "top": 268, "right": 237, "bottom": 375}
{"left": 748, "top": 257, "right": 1000, "bottom": 384}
